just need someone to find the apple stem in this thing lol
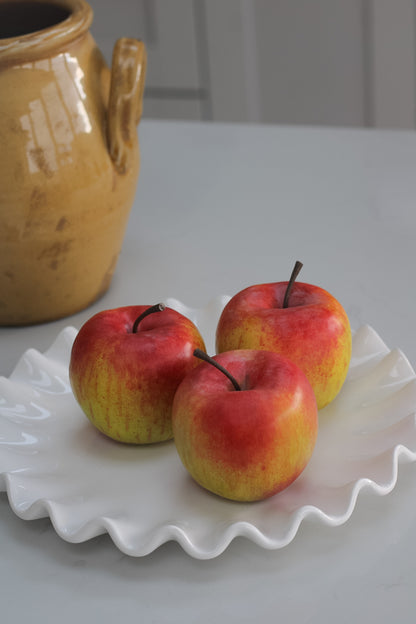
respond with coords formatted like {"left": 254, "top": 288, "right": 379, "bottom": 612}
{"left": 132, "top": 303, "right": 166, "bottom": 333}
{"left": 193, "top": 349, "right": 242, "bottom": 392}
{"left": 283, "top": 260, "right": 303, "bottom": 308}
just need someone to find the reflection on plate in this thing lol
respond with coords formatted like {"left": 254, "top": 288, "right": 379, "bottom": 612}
{"left": 1, "top": 296, "right": 416, "bottom": 559}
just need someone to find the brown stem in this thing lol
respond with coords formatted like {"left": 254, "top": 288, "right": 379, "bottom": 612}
{"left": 132, "top": 303, "right": 165, "bottom": 333}
{"left": 283, "top": 260, "right": 303, "bottom": 308}
{"left": 193, "top": 349, "right": 241, "bottom": 391}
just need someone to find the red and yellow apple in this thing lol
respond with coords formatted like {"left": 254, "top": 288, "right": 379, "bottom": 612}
{"left": 172, "top": 348, "right": 318, "bottom": 502}
{"left": 69, "top": 304, "right": 206, "bottom": 444}
{"left": 215, "top": 262, "right": 351, "bottom": 409}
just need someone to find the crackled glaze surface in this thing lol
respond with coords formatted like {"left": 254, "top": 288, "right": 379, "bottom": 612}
{"left": 1, "top": 296, "right": 416, "bottom": 559}
{"left": 0, "top": 0, "right": 146, "bottom": 324}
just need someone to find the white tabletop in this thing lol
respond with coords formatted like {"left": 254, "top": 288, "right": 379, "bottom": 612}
{"left": 1, "top": 120, "right": 416, "bottom": 622}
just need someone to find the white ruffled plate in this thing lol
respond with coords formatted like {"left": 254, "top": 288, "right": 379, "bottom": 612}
{"left": 1, "top": 296, "right": 416, "bottom": 559}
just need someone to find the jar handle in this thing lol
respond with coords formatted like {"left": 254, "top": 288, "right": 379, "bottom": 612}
{"left": 107, "top": 38, "right": 147, "bottom": 173}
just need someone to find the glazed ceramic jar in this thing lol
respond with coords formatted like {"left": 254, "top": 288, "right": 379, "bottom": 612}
{"left": 0, "top": 0, "right": 146, "bottom": 324}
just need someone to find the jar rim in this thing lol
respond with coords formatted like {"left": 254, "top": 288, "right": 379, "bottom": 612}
{"left": 0, "top": 0, "right": 93, "bottom": 66}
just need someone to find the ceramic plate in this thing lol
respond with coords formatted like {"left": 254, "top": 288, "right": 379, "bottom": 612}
{"left": 1, "top": 296, "right": 416, "bottom": 559}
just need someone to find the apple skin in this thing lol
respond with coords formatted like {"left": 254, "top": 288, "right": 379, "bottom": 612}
{"left": 172, "top": 349, "right": 318, "bottom": 502}
{"left": 69, "top": 305, "right": 206, "bottom": 444}
{"left": 215, "top": 282, "right": 351, "bottom": 410}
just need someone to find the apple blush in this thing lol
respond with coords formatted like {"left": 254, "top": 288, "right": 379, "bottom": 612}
{"left": 215, "top": 262, "right": 352, "bottom": 410}
{"left": 69, "top": 304, "right": 206, "bottom": 444}
{"left": 172, "top": 348, "right": 318, "bottom": 502}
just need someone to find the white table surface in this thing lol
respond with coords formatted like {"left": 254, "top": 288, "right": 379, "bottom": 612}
{"left": 1, "top": 119, "right": 416, "bottom": 622}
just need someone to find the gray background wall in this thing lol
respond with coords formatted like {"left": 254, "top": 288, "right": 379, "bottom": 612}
{"left": 87, "top": 0, "right": 416, "bottom": 129}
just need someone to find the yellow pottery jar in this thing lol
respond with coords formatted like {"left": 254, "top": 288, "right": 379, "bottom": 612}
{"left": 0, "top": 0, "right": 146, "bottom": 324}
